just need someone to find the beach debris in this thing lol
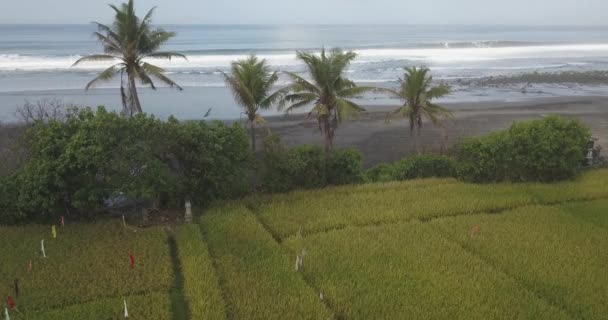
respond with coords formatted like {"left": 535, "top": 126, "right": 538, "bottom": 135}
{"left": 14, "top": 280, "right": 19, "bottom": 298}
{"left": 41, "top": 240, "right": 47, "bottom": 258}
{"left": 4, "top": 307, "right": 9, "bottom": 320}
{"left": 60, "top": 216, "right": 65, "bottom": 227}
{"left": 471, "top": 225, "right": 480, "bottom": 239}
{"left": 129, "top": 253, "right": 135, "bottom": 270}
{"left": 51, "top": 225, "right": 57, "bottom": 239}
{"left": 6, "top": 296, "right": 14, "bottom": 310}
{"left": 123, "top": 299, "right": 129, "bottom": 318}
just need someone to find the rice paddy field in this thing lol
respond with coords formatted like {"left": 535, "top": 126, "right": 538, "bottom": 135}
{"left": 2, "top": 169, "right": 608, "bottom": 319}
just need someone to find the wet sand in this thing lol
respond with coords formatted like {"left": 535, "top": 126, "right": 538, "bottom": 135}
{"left": 260, "top": 96, "right": 608, "bottom": 167}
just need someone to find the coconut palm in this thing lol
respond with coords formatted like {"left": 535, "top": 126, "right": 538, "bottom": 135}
{"left": 280, "top": 48, "right": 379, "bottom": 152}
{"left": 73, "top": 0, "right": 185, "bottom": 115}
{"left": 386, "top": 66, "right": 452, "bottom": 150}
{"left": 222, "top": 55, "right": 285, "bottom": 152}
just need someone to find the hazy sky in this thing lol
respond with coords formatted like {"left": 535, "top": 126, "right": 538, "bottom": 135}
{"left": 1, "top": 0, "right": 607, "bottom": 25}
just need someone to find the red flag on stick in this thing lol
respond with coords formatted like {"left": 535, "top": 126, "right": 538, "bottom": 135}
{"left": 6, "top": 296, "right": 15, "bottom": 310}
{"left": 129, "top": 253, "right": 135, "bottom": 270}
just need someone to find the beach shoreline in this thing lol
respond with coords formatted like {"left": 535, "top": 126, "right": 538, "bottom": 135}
{"left": 260, "top": 95, "right": 608, "bottom": 167}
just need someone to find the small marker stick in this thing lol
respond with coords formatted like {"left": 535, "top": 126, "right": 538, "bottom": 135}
{"left": 27, "top": 260, "right": 32, "bottom": 272}
{"left": 14, "top": 279, "right": 19, "bottom": 298}
{"left": 123, "top": 299, "right": 129, "bottom": 318}
{"left": 60, "top": 216, "right": 65, "bottom": 227}
{"left": 122, "top": 215, "right": 127, "bottom": 228}
{"left": 51, "top": 225, "right": 57, "bottom": 239}
{"left": 320, "top": 292, "right": 324, "bottom": 301}
{"left": 4, "top": 307, "right": 9, "bottom": 320}
{"left": 129, "top": 253, "right": 135, "bottom": 270}
{"left": 41, "top": 240, "right": 47, "bottom": 258}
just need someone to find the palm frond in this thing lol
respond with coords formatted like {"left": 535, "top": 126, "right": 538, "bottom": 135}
{"left": 85, "top": 64, "right": 121, "bottom": 90}
{"left": 72, "top": 54, "right": 117, "bottom": 66}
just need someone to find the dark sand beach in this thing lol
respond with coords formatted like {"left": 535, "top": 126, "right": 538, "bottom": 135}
{"left": 261, "top": 96, "right": 608, "bottom": 167}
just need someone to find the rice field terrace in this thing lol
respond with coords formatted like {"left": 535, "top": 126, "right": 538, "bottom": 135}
{"left": 2, "top": 169, "right": 608, "bottom": 319}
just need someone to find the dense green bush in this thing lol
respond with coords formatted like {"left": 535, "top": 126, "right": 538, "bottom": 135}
{"left": 0, "top": 107, "right": 250, "bottom": 224}
{"left": 456, "top": 115, "right": 590, "bottom": 182}
{"left": 260, "top": 136, "right": 363, "bottom": 193}
{"left": 326, "top": 148, "right": 364, "bottom": 185}
{"left": 260, "top": 144, "right": 326, "bottom": 193}
{"left": 365, "top": 154, "right": 457, "bottom": 182}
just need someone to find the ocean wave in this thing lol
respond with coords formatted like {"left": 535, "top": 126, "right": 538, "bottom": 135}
{"left": 2, "top": 44, "right": 608, "bottom": 72}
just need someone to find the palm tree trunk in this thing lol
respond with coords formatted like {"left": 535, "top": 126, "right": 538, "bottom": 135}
{"left": 249, "top": 120, "right": 256, "bottom": 153}
{"left": 320, "top": 115, "right": 333, "bottom": 152}
{"left": 129, "top": 76, "right": 143, "bottom": 114}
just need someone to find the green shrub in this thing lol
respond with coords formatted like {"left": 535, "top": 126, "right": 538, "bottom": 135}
{"left": 1, "top": 107, "right": 251, "bottom": 224}
{"left": 455, "top": 131, "right": 511, "bottom": 183}
{"left": 260, "top": 144, "right": 326, "bottom": 193}
{"left": 326, "top": 148, "right": 364, "bottom": 185}
{"left": 365, "top": 154, "right": 457, "bottom": 182}
{"left": 260, "top": 141, "right": 364, "bottom": 193}
{"left": 456, "top": 115, "right": 590, "bottom": 182}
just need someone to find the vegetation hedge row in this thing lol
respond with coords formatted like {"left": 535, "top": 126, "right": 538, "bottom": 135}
{"left": 455, "top": 115, "right": 590, "bottom": 182}
{"left": 365, "top": 154, "right": 457, "bottom": 182}
{"left": 260, "top": 136, "right": 363, "bottom": 193}
{"left": 0, "top": 107, "right": 250, "bottom": 224}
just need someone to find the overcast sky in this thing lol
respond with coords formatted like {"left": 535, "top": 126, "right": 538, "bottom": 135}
{"left": 1, "top": 0, "right": 607, "bottom": 25}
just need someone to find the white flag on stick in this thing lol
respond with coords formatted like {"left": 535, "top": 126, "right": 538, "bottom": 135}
{"left": 41, "top": 240, "right": 47, "bottom": 258}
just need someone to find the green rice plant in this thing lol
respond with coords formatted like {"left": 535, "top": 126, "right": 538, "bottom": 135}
{"left": 175, "top": 224, "right": 226, "bottom": 320}
{"left": 431, "top": 205, "right": 608, "bottom": 319}
{"left": 200, "top": 205, "right": 332, "bottom": 319}
{"left": 0, "top": 220, "right": 173, "bottom": 312}
{"left": 253, "top": 169, "right": 608, "bottom": 240}
{"left": 256, "top": 181, "right": 534, "bottom": 240}
{"left": 523, "top": 169, "right": 608, "bottom": 203}
{"left": 26, "top": 292, "right": 173, "bottom": 320}
{"left": 561, "top": 199, "right": 608, "bottom": 229}
{"left": 282, "top": 221, "right": 569, "bottom": 319}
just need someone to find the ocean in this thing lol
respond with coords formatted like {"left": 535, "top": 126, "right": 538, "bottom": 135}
{"left": 1, "top": 24, "right": 608, "bottom": 121}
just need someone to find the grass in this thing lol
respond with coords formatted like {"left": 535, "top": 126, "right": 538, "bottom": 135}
{"left": 2, "top": 169, "right": 608, "bottom": 319}
{"left": 29, "top": 292, "right": 173, "bottom": 320}
{"left": 431, "top": 205, "right": 608, "bottom": 320}
{"left": 255, "top": 169, "right": 608, "bottom": 240}
{"left": 174, "top": 224, "right": 226, "bottom": 320}
{"left": 282, "top": 222, "right": 569, "bottom": 319}
{"left": 200, "top": 204, "right": 332, "bottom": 320}
{"left": 0, "top": 220, "right": 173, "bottom": 318}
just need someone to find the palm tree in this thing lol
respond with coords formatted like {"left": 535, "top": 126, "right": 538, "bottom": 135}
{"left": 222, "top": 55, "right": 285, "bottom": 152}
{"left": 280, "top": 48, "right": 379, "bottom": 152}
{"left": 386, "top": 66, "right": 452, "bottom": 150}
{"left": 73, "top": 0, "right": 185, "bottom": 115}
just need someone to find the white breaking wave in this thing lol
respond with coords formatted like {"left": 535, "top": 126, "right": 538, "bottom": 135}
{"left": 2, "top": 44, "right": 608, "bottom": 71}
